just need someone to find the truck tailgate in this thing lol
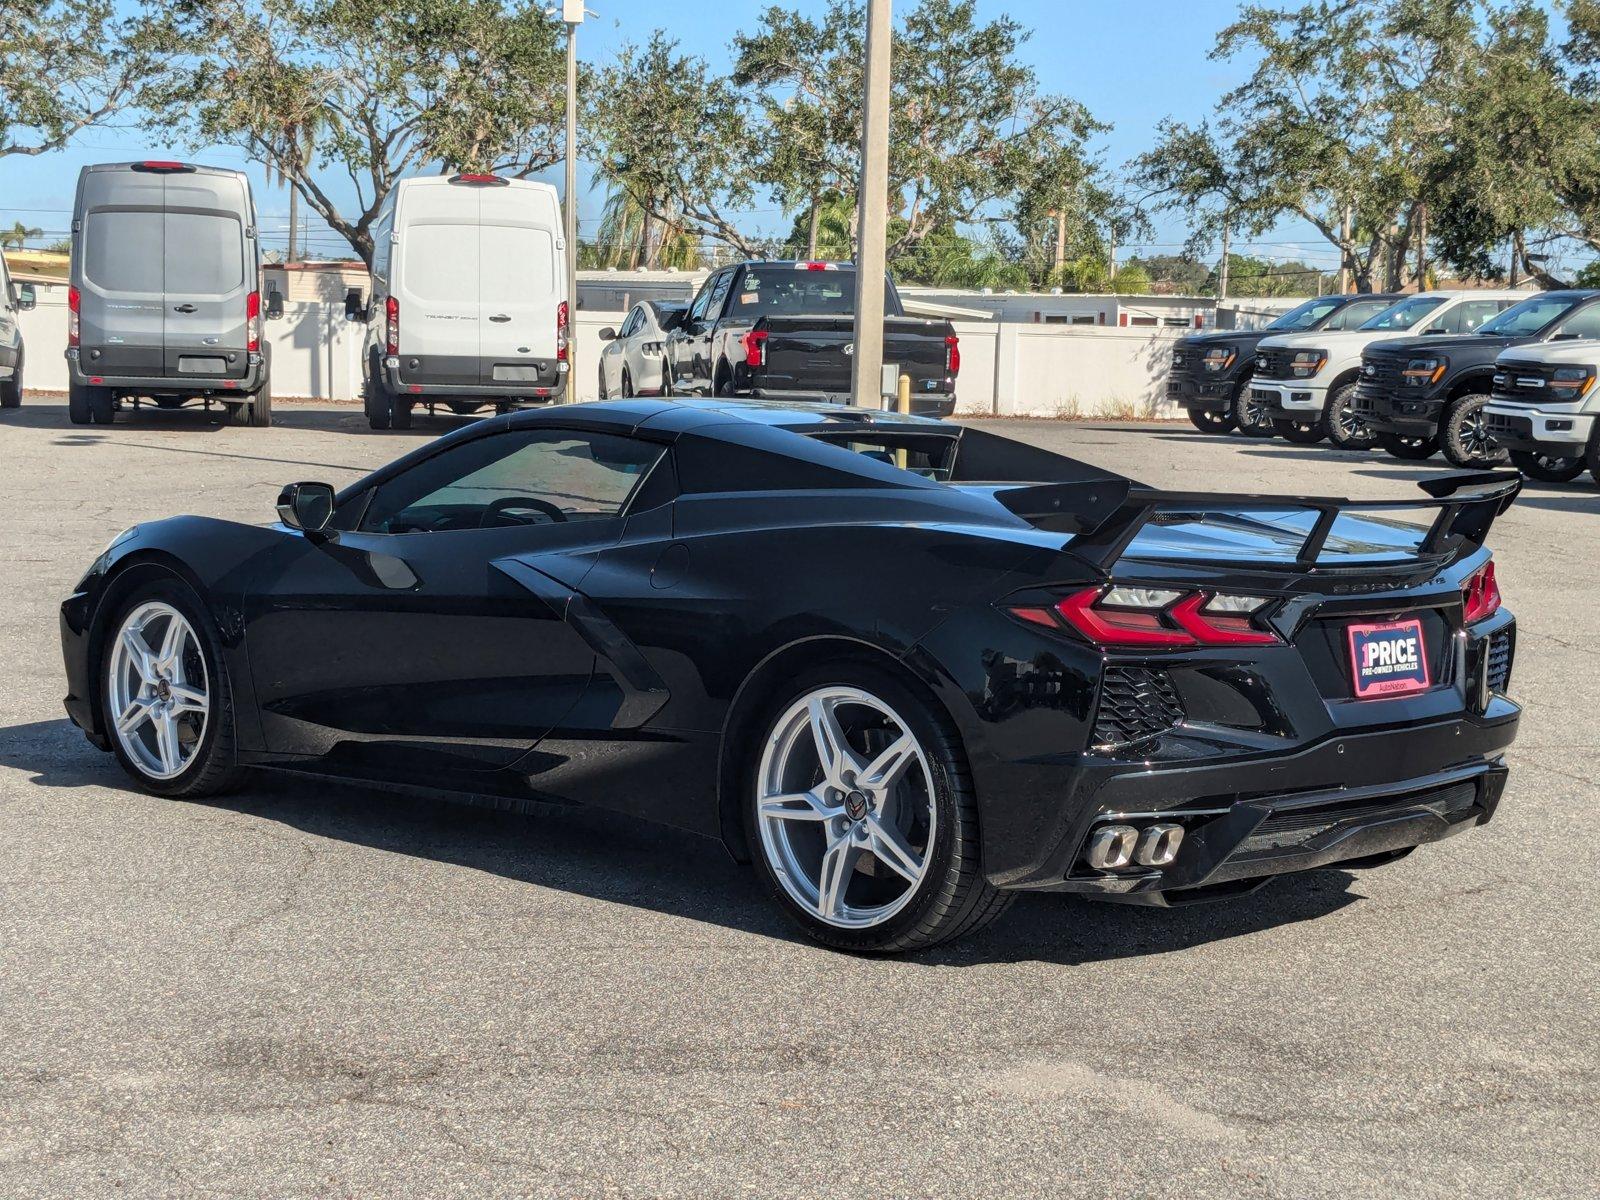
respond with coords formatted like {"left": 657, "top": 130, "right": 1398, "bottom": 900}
{"left": 760, "top": 316, "right": 952, "bottom": 395}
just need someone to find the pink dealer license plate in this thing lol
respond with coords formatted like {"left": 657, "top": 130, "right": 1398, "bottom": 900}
{"left": 1346, "top": 618, "right": 1431, "bottom": 699}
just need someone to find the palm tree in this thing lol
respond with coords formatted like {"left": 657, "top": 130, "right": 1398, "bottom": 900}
{"left": 265, "top": 114, "right": 325, "bottom": 262}
{"left": 0, "top": 222, "right": 42, "bottom": 251}
{"left": 592, "top": 184, "right": 702, "bottom": 271}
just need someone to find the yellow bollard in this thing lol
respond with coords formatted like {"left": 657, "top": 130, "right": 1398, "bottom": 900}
{"left": 895, "top": 374, "right": 911, "bottom": 467}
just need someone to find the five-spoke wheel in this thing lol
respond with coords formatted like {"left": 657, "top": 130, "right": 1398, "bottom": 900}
{"left": 107, "top": 601, "right": 210, "bottom": 780}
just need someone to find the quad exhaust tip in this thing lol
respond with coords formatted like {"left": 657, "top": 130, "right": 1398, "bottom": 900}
{"left": 1086, "top": 822, "right": 1185, "bottom": 871}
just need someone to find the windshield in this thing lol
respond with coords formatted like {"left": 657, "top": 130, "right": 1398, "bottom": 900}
{"left": 1475, "top": 294, "right": 1582, "bottom": 337}
{"left": 1265, "top": 298, "right": 1344, "bottom": 332}
{"left": 1323, "top": 298, "right": 1394, "bottom": 330}
{"left": 1358, "top": 296, "right": 1447, "bottom": 331}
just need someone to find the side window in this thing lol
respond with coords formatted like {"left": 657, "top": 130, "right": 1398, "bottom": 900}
{"left": 1554, "top": 303, "right": 1600, "bottom": 340}
{"left": 620, "top": 306, "right": 644, "bottom": 338}
{"left": 686, "top": 278, "right": 716, "bottom": 325}
{"left": 1453, "top": 300, "right": 1505, "bottom": 333}
{"left": 362, "top": 430, "right": 667, "bottom": 534}
{"left": 705, "top": 270, "right": 735, "bottom": 319}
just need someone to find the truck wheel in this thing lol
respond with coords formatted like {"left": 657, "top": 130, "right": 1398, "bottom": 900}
{"left": 247, "top": 381, "right": 272, "bottom": 428}
{"left": 714, "top": 362, "right": 736, "bottom": 398}
{"left": 1324, "top": 382, "right": 1375, "bottom": 450}
{"left": 1186, "top": 407, "right": 1234, "bottom": 433}
{"left": 362, "top": 360, "right": 390, "bottom": 430}
{"left": 68, "top": 381, "right": 94, "bottom": 425}
{"left": 1509, "top": 450, "right": 1585, "bottom": 483}
{"left": 1377, "top": 433, "right": 1439, "bottom": 460}
{"left": 0, "top": 349, "right": 21, "bottom": 408}
{"left": 89, "top": 386, "right": 114, "bottom": 425}
{"left": 1441, "top": 394, "right": 1508, "bottom": 468}
{"left": 1231, "top": 387, "right": 1276, "bottom": 438}
{"left": 390, "top": 391, "right": 413, "bottom": 430}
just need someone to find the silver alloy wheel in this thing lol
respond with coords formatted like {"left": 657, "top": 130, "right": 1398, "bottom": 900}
{"left": 756, "top": 686, "right": 936, "bottom": 929}
{"left": 106, "top": 601, "right": 210, "bottom": 781}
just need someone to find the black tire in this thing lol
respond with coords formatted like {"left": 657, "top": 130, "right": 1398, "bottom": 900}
{"left": 714, "top": 362, "right": 736, "bottom": 398}
{"left": 1273, "top": 418, "right": 1326, "bottom": 445}
{"left": 244, "top": 345, "right": 273, "bottom": 427}
{"left": 0, "top": 349, "right": 21, "bottom": 408}
{"left": 390, "top": 390, "right": 413, "bottom": 430}
{"left": 1587, "top": 430, "right": 1600, "bottom": 488}
{"left": 100, "top": 578, "right": 246, "bottom": 799}
{"left": 1323, "top": 381, "right": 1376, "bottom": 450}
{"left": 68, "top": 381, "right": 93, "bottom": 425}
{"left": 621, "top": 367, "right": 634, "bottom": 398}
{"left": 1186, "top": 406, "right": 1235, "bottom": 434}
{"left": 1377, "top": 432, "right": 1440, "bottom": 460}
{"left": 660, "top": 360, "right": 673, "bottom": 397}
{"left": 362, "top": 356, "right": 391, "bottom": 430}
{"left": 89, "top": 386, "right": 114, "bottom": 425}
{"left": 1231, "top": 386, "right": 1277, "bottom": 438}
{"left": 744, "top": 662, "right": 1011, "bottom": 954}
{"left": 1509, "top": 449, "right": 1586, "bottom": 483}
{"left": 447, "top": 401, "right": 484, "bottom": 416}
{"left": 1441, "top": 393, "right": 1508, "bottom": 468}
{"left": 597, "top": 363, "right": 609, "bottom": 400}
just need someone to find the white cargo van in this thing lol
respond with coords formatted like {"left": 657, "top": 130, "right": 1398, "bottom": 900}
{"left": 357, "top": 174, "right": 568, "bottom": 430}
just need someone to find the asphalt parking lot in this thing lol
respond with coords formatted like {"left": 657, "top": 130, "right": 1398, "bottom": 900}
{"left": 2, "top": 397, "right": 1596, "bottom": 1198}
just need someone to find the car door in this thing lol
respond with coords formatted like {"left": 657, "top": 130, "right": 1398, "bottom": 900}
{"left": 667, "top": 277, "right": 715, "bottom": 393}
{"left": 244, "top": 426, "right": 668, "bottom": 775}
{"left": 605, "top": 305, "right": 641, "bottom": 395}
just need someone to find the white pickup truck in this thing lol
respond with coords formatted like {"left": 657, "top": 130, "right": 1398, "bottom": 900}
{"left": 1244, "top": 291, "right": 1524, "bottom": 449}
{"left": 1482, "top": 339, "right": 1600, "bottom": 486}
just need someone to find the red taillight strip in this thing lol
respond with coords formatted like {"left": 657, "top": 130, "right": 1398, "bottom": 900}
{"left": 246, "top": 291, "right": 261, "bottom": 353}
{"left": 67, "top": 285, "right": 81, "bottom": 348}
{"left": 1168, "top": 594, "right": 1277, "bottom": 646}
{"left": 1463, "top": 561, "right": 1501, "bottom": 624}
{"left": 743, "top": 328, "right": 767, "bottom": 368}
{"left": 556, "top": 300, "right": 569, "bottom": 362}
{"left": 945, "top": 334, "right": 961, "bottom": 376}
{"left": 385, "top": 295, "right": 400, "bottom": 354}
{"left": 1054, "top": 586, "right": 1195, "bottom": 647}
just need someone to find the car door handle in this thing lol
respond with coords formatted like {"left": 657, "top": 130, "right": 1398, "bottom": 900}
{"left": 488, "top": 314, "right": 511, "bottom": 323}
{"left": 173, "top": 303, "right": 197, "bottom": 313}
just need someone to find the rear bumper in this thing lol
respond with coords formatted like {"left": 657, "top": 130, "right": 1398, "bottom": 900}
{"left": 383, "top": 362, "right": 566, "bottom": 402}
{"left": 1482, "top": 402, "right": 1595, "bottom": 456}
{"left": 995, "top": 705, "right": 1519, "bottom": 898}
{"left": 67, "top": 349, "right": 264, "bottom": 395}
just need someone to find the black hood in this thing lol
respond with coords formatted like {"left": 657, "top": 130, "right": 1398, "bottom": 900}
{"left": 1365, "top": 334, "right": 1523, "bottom": 359}
{"left": 1178, "top": 329, "right": 1271, "bottom": 351}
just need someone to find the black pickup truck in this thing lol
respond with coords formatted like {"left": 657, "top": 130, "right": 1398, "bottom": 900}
{"left": 1167, "top": 293, "right": 1398, "bottom": 434}
{"left": 1354, "top": 290, "right": 1600, "bottom": 465}
{"left": 662, "top": 260, "right": 960, "bottom": 417}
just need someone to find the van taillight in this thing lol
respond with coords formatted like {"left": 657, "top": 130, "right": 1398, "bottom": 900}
{"left": 131, "top": 160, "right": 194, "bottom": 173}
{"left": 450, "top": 173, "right": 508, "bottom": 186}
{"left": 945, "top": 334, "right": 960, "bottom": 376}
{"left": 246, "top": 291, "right": 261, "bottom": 353}
{"left": 743, "top": 328, "right": 767, "bottom": 368}
{"left": 67, "top": 286, "right": 81, "bottom": 348}
{"left": 556, "top": 301, "right": 568, "bottom": 362}
{"left": 385, "top": 295, "right": 400, "bottom": 355}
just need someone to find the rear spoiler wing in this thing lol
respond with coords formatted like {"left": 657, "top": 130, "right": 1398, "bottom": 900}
{"left": 994, "top": 471, "right": 1522, "bottom": 571}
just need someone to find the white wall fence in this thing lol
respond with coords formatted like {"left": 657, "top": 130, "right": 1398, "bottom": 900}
{"left": 18, "top": 283, "right": 1188, "bottom": 419}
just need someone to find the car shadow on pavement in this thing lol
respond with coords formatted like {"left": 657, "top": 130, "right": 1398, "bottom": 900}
{"left": 8, "top": 716, "right": 1365, "bottom": 966}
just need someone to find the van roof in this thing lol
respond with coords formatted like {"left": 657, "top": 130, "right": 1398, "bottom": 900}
{"left": 395, "top": 174, "right": 558, "bottom": 196}
{"left": 80, "top": 161, "right": 247, "bottom": 182}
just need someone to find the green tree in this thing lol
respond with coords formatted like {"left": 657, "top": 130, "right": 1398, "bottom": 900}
{"left": 1, "top": 0, "right": 185, "bottom": 159}
{"left": 0, "top": 221, "right": 41, "bottom": 250}
{"left": 589, "top": 33, "right": 761, "bottom": 259}
{"left": 180, "top": 0, "right": 568, "bottom": 266}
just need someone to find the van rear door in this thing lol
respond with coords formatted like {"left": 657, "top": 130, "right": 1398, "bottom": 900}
{"left": 395, "top": 186, "right": 482, "bottom": 387}
{"left": 477, "top": 185, "right": 559, "bottom": 385}
{"left": 161, "top": 171, "right": 252, "bottom": 380}
{"left": 77, "top": 168, "right": 167, "bottom": 377}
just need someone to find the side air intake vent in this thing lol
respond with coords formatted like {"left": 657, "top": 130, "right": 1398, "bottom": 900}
{"left": 1094, "top": 667, "right": 1184, "bottom": 749}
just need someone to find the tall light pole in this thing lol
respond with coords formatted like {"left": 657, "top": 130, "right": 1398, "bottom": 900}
{"left": 849, "top": 0, "right": 892, "bottom": 409}
{"left": 561, "top": 1, "right": 583, "bottom": 401}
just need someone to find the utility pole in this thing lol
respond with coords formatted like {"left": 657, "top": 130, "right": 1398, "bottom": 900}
{"left": 849, "top": 0, "right": 892, "bottom": 409}
{"left": 561, "top": 1, "right": 583, "bottom": 401}
{"left": 1337, "top": 203, "right": 1351, "bottom": 294}
{"left": 1217, "top": 221, "right": 1231, "bottom": 303}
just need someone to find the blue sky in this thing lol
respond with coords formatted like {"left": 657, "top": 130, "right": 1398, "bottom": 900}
{"left": 0, "top": 1, "right": 1349, "bottom": 269}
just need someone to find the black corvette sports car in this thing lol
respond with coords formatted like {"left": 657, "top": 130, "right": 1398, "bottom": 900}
{"left": 61, "top": 399, "right": 1522, "bottom": 952}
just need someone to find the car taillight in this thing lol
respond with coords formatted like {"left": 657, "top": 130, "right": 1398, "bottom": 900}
{"left": 556, "top": 301, "right": 568, "bottom": 362}
{"left": 385, "top": 295, "right": 399, "bottom": 355}
{"left": 67, "top": 285, "right": 80, "bottom": 348}
{"left": 945, "top": 334, "right": 960, "bottom": 376}
{"left": 246, "top": 291, "right": 261, "bottom": 353}
{"left": 743, "top": 328, "right": 767, "bottom": 368}
{"left": 1462, "top": 561, "right": 1501, "bottom": 624}
{"left": 1009, "top": 586, "right": 1279, "bottom": 649}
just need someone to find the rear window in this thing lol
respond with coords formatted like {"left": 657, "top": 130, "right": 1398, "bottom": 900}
{"left": 165, "top": 211, "right": 243, "bottom": 295}
{"left": 805, "top": 433, "right": 960, "bottom": 480}
{"left": 481, "top": 225, "right": 554, "bottom": 300}
{"left": 84, "top": 210, "right": 164, "bottom": 292}
{"left": 725, "top": 269, "right": 897, "bottom": 319}
{"left": 404, "top": 223, "right": 479, "bottom": 304}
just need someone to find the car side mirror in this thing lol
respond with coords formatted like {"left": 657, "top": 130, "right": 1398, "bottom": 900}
{"left": 598, "top": 326, "right": 617, "bottom": 341}
{"left": 264, "top": 289, "right": 285, "bottom": 321}
{"left": 276, "top": 481, "right": 336, "bottom": 535}
{"left": 344, "top": 288, "right": 366, "bottom": 322}
{"left": 15, "top": 283, "right": 36, "bottom": 312}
